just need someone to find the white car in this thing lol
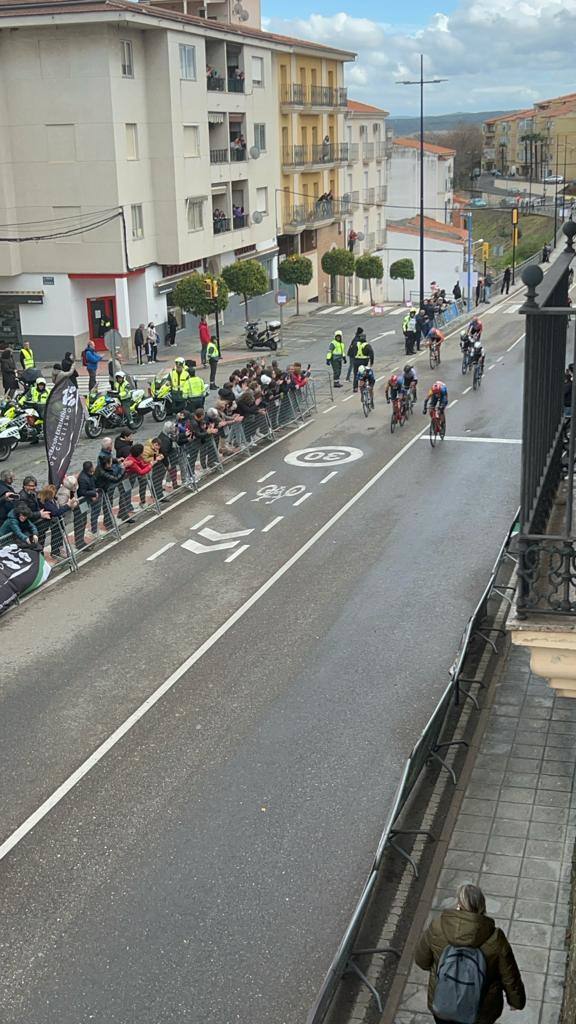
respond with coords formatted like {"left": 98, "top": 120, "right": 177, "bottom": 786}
{"left": 543, "top": 175, "right": 564, "bottom": 184}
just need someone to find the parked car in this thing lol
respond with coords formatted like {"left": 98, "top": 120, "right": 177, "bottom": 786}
{"left": 500, "top": 197, "right": 519, "bottom": 208}
{"left": 468, "top": 197, "right": 488, "bottom": 208}
{"left": 543, "top": 175, "right": 564, "bottom": 184}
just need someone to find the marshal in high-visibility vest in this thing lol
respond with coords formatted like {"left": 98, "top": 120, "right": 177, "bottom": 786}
{"left": 170, "top": 368, "right": 190, "bottom": 391}
{"left": 20, "top": 345, "right": 35, "bottom": 370}
{"left": 206, "top": 340, "right": 219, "bottom": 360}
{"left": 187, "top": 375, "right": 207, "bottom": 398}
{"left": 356, "top": 339, "right": 369, "bottom": 359}
{"left": 326, "top": 336, "right": 345, "bottom": 360}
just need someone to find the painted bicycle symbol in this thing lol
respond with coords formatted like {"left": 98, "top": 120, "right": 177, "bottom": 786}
{"left": 252, "top": 484, "right": 306, "bottom": 504}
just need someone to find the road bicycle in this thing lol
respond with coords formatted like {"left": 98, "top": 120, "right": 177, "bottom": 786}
{"left": 429, "top": 406, "right": 446, "bottom": 448}
{"left": 390, "top": 395, "right": 406, "bottom": 433}
{"left": 360, "top": 382, "right": 374, "bottom": 418}
{"left": 404, "top": 384, "right": 417, "bottom": 417}
{"left": 461, "top": 347, "right": 473, "bottom": 375}
{"left": 473, "top": 360, "right": 483, "bottom": 391}
{"left": 428, "top": 339, "right": 441, "bottom": 370}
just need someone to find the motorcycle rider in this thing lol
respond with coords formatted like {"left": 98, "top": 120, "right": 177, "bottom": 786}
{"left": 23, "top": 409, "right": 42, "bottom": 444}
{"left": 28, "top": 376, "right": 50, "bottom": 409}
{"left": 112, "top": 370, "right": 135, "bottom": 428}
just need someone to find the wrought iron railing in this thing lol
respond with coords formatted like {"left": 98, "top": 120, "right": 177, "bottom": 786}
{"left": 227, "top": 75, "right": 244, "bottom": 93}
{"left": 207, "top": 76, "right": 225, "bottom": 92}
{"left": 284, "top": 200, "right": 346, "bottom": 227}
{"left": 213, "top": 216, "right": 231, "bottom": 234}
{"left": 363, "top": 187, "right": 375, "bottom": 206}
{"left": 210, "top": 148, "right": 229, "bottom": 164}
{"left": 282, "top": 143, "right": 357, "bottom": 167}
{"left": 280, "top": 83, "right": 348, "bottom": 107}
{"left": 362, "top": 142, "right": 375, "bottom": 161}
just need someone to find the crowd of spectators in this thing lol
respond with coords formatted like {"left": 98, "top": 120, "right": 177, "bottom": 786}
{"left": 0, "top": 358, "right": 312, "bottom": 559}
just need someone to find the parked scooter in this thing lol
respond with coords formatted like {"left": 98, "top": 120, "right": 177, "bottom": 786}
{"left": 244, "top": 319, "right": 281, "bottom": 351}
{"left": 84, "top": 386, "right": 151, "bottom": 438}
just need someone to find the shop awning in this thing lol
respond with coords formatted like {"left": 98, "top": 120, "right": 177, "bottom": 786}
{"left": 0, "top": 290, "right": 44, "bottom": 304}
{"left": 208, "top": 112, "right": 225, "bottom": 125}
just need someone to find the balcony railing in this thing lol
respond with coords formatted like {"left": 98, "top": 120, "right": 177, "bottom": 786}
{"left": 364, "top": 232, "right": 375, "bottom": 250}
{"left": 376, "top": 229, "right": 386, "bottom": 248}
{"left": 341, "top": 191, "right": 359, "bottom": 211}
{"left": 362, "top": 142, "right": 375, "bottom": 161}
{"left": 282, "top": 142, "right": 358, "bottom": 167}
{"left": 233, "top": 213, "right": 248, "bottom": 229}
{"left": 210, "top": 148, "right": 229, "bottom": 164}
{"left": 213, "top": 215, "right": 231, "bottom": 234}
{"left": 207, "top": 75, "right": 225, "bottom": 92}
{"left": 375, "top": 141, "right": 388, "bottom": 160}
{"left": 230, "top": 146, "right": 247, "bottom": 162}
{"left": 375, "top": 186, "right": 387, "bottom": 203}
{"left": 284, "top": 199, "right": 344, "bottom": 228}
{"left": 363, "top": 187, "right": 375, "bottom": 206}
{"left": 227, "top": 75, "right": 245, "bottom": 93}
{"left": 280, "top": 83, "right": 348, "bottom": 108}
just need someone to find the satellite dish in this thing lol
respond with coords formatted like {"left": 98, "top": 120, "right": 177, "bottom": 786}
{"left": 252, "top": 210, "right": 263, "bottom": 224}
{"left": 249, "top": 146, "right": 260, "bottom": 159}
{"left": 356, "top": 231, "right": 365, "bottom": 241}
{"left": 240, "top": 10, "right": 249, "bottom": 19}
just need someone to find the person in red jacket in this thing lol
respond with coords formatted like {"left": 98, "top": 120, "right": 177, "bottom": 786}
{"left": 198, "top": 316, "right": 211, "bottom": 368}
{"left": 123, "top": 443, "right": 163, "bottom": 506}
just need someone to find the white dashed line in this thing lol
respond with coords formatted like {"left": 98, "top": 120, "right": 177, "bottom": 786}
{"left": 448, "top": 399, "right": 459, "bottom": 408}
{"left": 293, "top": 492, "right": 312, "bottom": 506}
{"left": 462, "top": 386, "right": 472, "bottom": 395}
{"left": 225, "top": 543, "right": 250, "bottom": 563}
{"left": 497, "top": 356, "right": 504, "bottom": 363}
{"left": 191, "top": 514, "right": 214, "bottom": 531}
{"left": 262, "top": 516, "right": 284, "bottom": 532}
{"left": 488, "top": 364, "right": 496, "bottom": 371}
{"left": 225, "top": 491, "right": 246, "bottom": 505}
{"left": 506, "top": 335, "right": 524, "bottom": 352}
{"left": 342, "top": 393, "right": 356, "bottom": 402}
{"left": 146, "top": 542, "right": 175, "bottom": 561}
{"left": 323, "top": 404, "right": 337, "bottom": 414}
{"left": 257, "top": 471, "right": 276, "bottom": 483}
{"left": 320, "top": 471, "right": 338, "bottom": 484}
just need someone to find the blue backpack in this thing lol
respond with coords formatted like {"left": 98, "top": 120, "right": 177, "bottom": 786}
{"left": 432, "top": 944, "right": 487, "bottom": 1024}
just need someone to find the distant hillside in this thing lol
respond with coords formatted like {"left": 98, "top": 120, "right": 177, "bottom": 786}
{"left": 388, "top": 110, "right": 517, "bottom": 135}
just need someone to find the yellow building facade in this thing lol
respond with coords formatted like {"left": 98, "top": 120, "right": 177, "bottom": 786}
{"left": 483, "top": 93, "right": 576, "bottom": 181}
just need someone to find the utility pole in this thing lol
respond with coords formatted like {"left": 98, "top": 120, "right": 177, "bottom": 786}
{"left": 511, "top": 206, "right": 519, "bottom": 284}
{"left": 397, "top": 56, "right": 446, "bottom": 308}
{"left": 553, "top": 136, "right": 560, "bottom": 245}
{"left": 466, "top": 212, "right": 473, "bottom": 312}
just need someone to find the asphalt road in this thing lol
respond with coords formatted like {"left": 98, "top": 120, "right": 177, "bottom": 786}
{"left": 0, "top": 288, "right": 528, "bottom": 1024}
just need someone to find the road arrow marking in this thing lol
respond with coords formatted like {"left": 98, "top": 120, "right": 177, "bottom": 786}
{"left": 181, "top": 538, "right": 241, "bottom": 555}
{"left": 198, "top": 526, "right": 254, "bottom": 542}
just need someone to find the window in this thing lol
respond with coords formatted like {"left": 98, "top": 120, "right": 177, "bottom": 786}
{"left": 255, "top": 186, "right": 268, "bottom": 215}
{"left": 131, "top": 204, "right": 144, "bottom": 240}
{"left": 179, "top": 44, "right": 197, "bottom": 80}
{"left": 254, "top": 123, "right": 266, "bottom": 153}
{"left": 183, "top": 125, "right": 200, "bottom": 158}
{"left": 121, "top": 40, "right": 133, "bottom": 78}
{"left": 187, "top": 197, "right": 204, "bottom": 232}
{"left": 125, "top": 123, "right": 139, "bottom": 160}
{"left": 252, "top": 56, "right": 264, "bottom": 87}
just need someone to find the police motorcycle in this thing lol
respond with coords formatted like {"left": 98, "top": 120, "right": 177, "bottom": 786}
{"left": 0, "top": 407, "right": 44, "bottom": 452}
{"left": 244, "top": 319, "right": 281, "bottom": 351}
{"left": 0, "top": 419, "right": 21, "bottom": 461}
{"left": 84, "top": 372, "right": 152, "bottom": 438}
{"left": 150, "top": 374, "right": 175, "bottom": 423}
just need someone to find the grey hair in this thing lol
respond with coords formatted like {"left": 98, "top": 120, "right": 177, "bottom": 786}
{"left": 457, "top": 883, "right": 486, "bottom": 915}
{"left": 0, "top": 469, "right": 13, "bottom": 483}
{"left": 102, "top": 436, "right": 113, "bottom": 448}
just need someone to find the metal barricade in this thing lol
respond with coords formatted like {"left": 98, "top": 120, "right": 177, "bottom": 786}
{"left": 37, "top": 513, "right": 78, "bottom": 573}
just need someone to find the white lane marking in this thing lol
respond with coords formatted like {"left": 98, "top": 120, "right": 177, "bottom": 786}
{"left": 462, "top": 386, "right": 472, "bottom": 395}
{"left": 342, "top": 393, "right": 356, "bottom": 402}
{"left": 146, "top": 542, "right": 175, "bottom": 561}
{"left": 497, "top": 356, "right": 504, "bottom": 363}
{"left": 225, "top": 543, "right": 250, "bottom": 563}
{"left": 375, "top": 374, "right": 387, "bottom": 383}
{"left": 391, "top": 366, "right": 399, "bottom": 372}
{"left": 182, "top": 537, "right": 239, "bottom": 554}
{"left": 293, "top": 492, "right": 312, "bottom": 506}
{"left": 507, "top": 334, "right": 525, "bottom": 352}
{"left": 262, "top": 515, "right": 284, "bottom": 532}
{"left": 320, "top": 471, "right": 338, "bottom": 484}
{"left": 316, "top": 306, "right": 341, "bottom": 315}
{"left": 505, "top": 303, "right": 522, "bottom": 314}
{"left": 323, "top": 405, "right": 337, "bottom": 414}
{"left": 448, "top": 399, "right": 459, "bottom": 408}
{"left": 199, "top": 526, "right": 253, "bottom": 542}
{"left": 335, "top": 305, "right": 357, "bottom": 315}
{"left": 387, "top": 307, "right": 408, "bottom": 315}
{"left": 419, "top": 436, "right": 521, "bottom": 444}
{"left": 371, "top": 330, "right": 396, "bottom": 341}
{"left": 225, "top": 491, "right": 246, "bottom": 506}
{"left": 191, "top": 514, "right": 214, "bottom": 531}
{"left": 488, "top": 363, "right": 496, "bottom": 370}
{"left": 352, "top": 305, "right": 374, "bottom": 315}
{"left": 257, "top": 471, "right": 276, "bottom": 483}
{"left": 0, "top": 417, "right": 427, "bottom": 864}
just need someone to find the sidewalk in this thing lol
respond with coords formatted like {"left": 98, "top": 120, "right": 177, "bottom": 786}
{"left": 393, "top": 645, "right": 574, "bottom": 1024}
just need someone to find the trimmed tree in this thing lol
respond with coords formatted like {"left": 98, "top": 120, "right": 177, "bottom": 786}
{"left": 355, "top": 254, "right": 383, "bottom": 304}
{"left": 277, "top": 254, "right": 313, "bottom": 315}
{"left": 321, "top": 247, "right": 356, "bottom": 302}
{"left": 172, "top": 272, "right": 229, "bottom": 318}
{"left": 390, "top": 258, "right": 415, "bottom": 303}
{"left": 221, "top": 259, "right": 269, "bottom": 320}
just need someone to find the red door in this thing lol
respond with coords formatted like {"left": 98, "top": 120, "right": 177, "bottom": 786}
{"left": 87, "top": 296, "right": 117, "bottom": 351}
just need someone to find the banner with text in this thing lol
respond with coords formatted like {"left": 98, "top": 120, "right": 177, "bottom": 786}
{"left": 44, "top": 377, "right": 86, "bottom": 486}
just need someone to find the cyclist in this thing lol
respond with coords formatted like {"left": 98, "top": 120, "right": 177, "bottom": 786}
{"left": 403, "top": 363, "right": 418, "bottom": 402}
{"left": 423, "top": 381, "right": 448, "bottom": 426}
{"left": 357, "top": 365, "right": 375, "bottom": 408}
{"left": 385, "top": 372, "right": 405, "bottom": 404}
{"left": 471, "top": 338, "right": 485, "bottom": 377}
{"left": 427, "top": 326, "right": 445, "bottom": 363}
{"left": 468, "top": 317, "right": 483, "bottom": 343}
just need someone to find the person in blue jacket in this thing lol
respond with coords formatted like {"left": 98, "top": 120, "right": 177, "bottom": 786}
{"left": 83, "top": 340, "right": 103, "bottom": 391}
{"left": 0, "top": 503, "right": 39, "bottom": 547}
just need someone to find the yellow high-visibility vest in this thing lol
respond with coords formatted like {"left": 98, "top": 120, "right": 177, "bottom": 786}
{"left": 20, "top": 347, "right": 35, "bottom": 369}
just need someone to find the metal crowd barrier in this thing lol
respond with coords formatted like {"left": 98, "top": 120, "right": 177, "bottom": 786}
{"left": 305, "top": 507, "right": 521, "bottom": 1024}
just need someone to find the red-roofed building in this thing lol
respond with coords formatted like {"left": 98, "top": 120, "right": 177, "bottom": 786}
{"left": 388, "top": 134, "right": 455, "bottom": 228}
{"left": 386, "top": 215, "right": 466, "bottom": 304}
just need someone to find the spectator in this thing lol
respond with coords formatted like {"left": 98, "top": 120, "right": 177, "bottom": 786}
{"left": 0, "top": 502, "right": 39, "bottom": 548}
{"left": 501, "top": 266, "right": 512, "bottom": 295}
{"left": 0, "top": 469, "right": 18, "bottom": 524}
{"left": 146, "top": 323, "right": 159, "bottom": 364}
{"left": 77, "top": 460, "right": 101, "bottom": 540}
{"left": 415, "top": 883, "right": 525, "bottom": 1024}
{"left": 206, "top": 336, "right": 220, "bottom": 390}
{"left": 115, "top": 429, "right": 134, "bottom": 460}
{"left": 475, "top": 277, "right": 483, "bottom": 307}
{"left": 123, "top": 443, "right": 154, "bottom": 507}
{"left": 452, "top": 281, "right": 462, "bottom": 301}
{"left": 19, "top": 475, "right": 51, "bottom": 526}
{"left": 483, "top": 271, "right": 493, "bottom": 304}
{"left": 167, "top": 311, "right": 178, "bottom": 347}
{"left": 348, "top": 228, "right": 358, "bottom": 252}
{"left": 156, "top": 422, "right": 180, "bottom": 490}
{"left": 0, "top": 343, "right": 18, "bottom": 397}
{"left": 134, "top": 324, "right": 145, "bottom": 365}
{"left": 38, "top": 483, "right": 77, "bottom": 557}
{"left": 198, "top": 315, "right": 211, "bottom": 367}
{"left": 83, "top": 340, "right": 102, "bottom": 391}
{"left": 142, "top": 437, "right": 167, "bottom": 501}
{"left": 95, "top": 454, "right": 134, "bottom": 525}
{"left": 189, "top": 408, "right": 219, "bottom": 471}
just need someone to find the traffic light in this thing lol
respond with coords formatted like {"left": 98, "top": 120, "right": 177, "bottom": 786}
{"left": 211, "top": 279, "right": 219, "bottom": 300}
{"left": 204, "top": 278, "right": 213, "bottom": 301}
{"left": 482, "top": 242, "right": 490, "bottom": 262}
{"left": 511, "top": 207, "right": 519, "bottom": 225}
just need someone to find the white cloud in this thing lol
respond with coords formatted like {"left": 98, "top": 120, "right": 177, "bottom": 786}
{"left": 265, "top": 2, "right": 576, "bottom": 115}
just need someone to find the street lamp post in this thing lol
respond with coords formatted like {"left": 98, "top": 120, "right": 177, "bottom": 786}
{"left": 397, "top": 55, "right": 446, "bottom": 308}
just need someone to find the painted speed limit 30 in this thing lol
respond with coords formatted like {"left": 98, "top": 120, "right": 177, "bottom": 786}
{"left": 284, "top": 446, "right": 364, "bottom": 468}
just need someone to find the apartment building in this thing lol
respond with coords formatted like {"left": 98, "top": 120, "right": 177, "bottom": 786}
{"left": 342, "top": 100, "right": 390, "bottom": 253}
{"left": 387, "top": 138, "right": 455, "bottom": 225}
{"left": 482, "top": 94, "right": 576, "bottom": 179}
{"left": 0, "top": 0, "right": 352, "bottom": 358}
{"left": 274, "top": 41, "right": 356, "bottom": 304}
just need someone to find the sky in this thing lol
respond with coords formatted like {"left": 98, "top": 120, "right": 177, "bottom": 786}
{"left": 262, "top": 0, "right": 576, "bottom": 117}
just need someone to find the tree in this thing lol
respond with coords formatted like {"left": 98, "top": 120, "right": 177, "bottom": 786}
{"left": 221, "top": 259, "right": 269, "bottom": 320}
{"left": 355, "top": 254, "right": 383, "bottom": 304}
{"left": 172, "top": 272, "right": 229, "bottom": 318}
{"left": 390, "top": 258, "right": 414, "bottom": 303}
{"left": 321, "top": 248, "right": 355, "bottom": 302}
{"left": 277, "top": 255, "right": 313, "bottom": 315}
{"left": 425, "top": 122, "right": 482, "bottom": 189}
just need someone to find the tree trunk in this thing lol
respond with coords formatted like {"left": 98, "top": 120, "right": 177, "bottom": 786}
{"left": 243, "top": 294, "right": 249, "bottom": 320}
{"left": 295, "top": 284, "right": 300, "bottom": 316}
{"left": 368, "top": 278, "right": 373, "bottom": 304}
{"left": 402, "top": 277, "right": 406, "bottom": 303}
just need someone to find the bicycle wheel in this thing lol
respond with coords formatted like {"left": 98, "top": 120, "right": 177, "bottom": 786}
{"left": 473, "top": 363, "right": 481, "bottom": 390}
{"left": 440, "top": 415, "right": 446, "bottom": 441}
{"left": 429, "top": 347, "right": 437, "bottom": 370}
{"left": 461, "top": 353, "right": 468, "bottom": 375}
{"left": 362, "top": 388, "right": 371, "bottom": 417}
{"left": 429, "top": 418, "right": 437, "bottom": 447}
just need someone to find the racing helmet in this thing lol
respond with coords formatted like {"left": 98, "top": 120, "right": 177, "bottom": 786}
{"left": 474, "top": 340, "right": 483, "bottom": 350}
{"left": 357, "top": 366, "right": 366, "bottom": 377}
{"left": 390, "top": 374, "right": 398, "bottom": 386}
{"left": 460, "top": 331, "right": 469, "bottom": 342}
{"left": 432, "top": 381, "right": 443, "bottom": 395}
{"left": 404, "top": 364, "right": 412, "bottom": 374}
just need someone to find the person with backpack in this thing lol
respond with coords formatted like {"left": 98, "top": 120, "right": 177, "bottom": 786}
{"left": 415, "top": 883, "right": 525, "bottom": 1024}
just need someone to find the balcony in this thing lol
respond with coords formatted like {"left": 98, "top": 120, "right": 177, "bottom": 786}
{"left": 210, "top": 148, "right": 229, "bottom": 164}
{"left": 213, "top": 215, "right": 231, "bottom": 234}
{"left": 207, "top": 75, "right": 225, "bottom": 92}
{"left": 375, "top": 141, "right": 388, "bottom": 161}
{"left": 362, "top": 142, "right": 375, "bottom": 161}
{"left": 282, "top": 142, "right": 358, "bottom": 168}
{"left": 283, "top": 199, "right": 344, "bottom": 232}
{"left": 375, "top": 185, "right": 387, "bottom": 203}
{"left": 364, "top": 232, "right": 375, "bottom": 250}
{"left": 363, "top": 187, "right": 376, "bottom": 206}
{"left": 233, "top": 212, "right": 248, "bottom": 229}
{"left": 227, "top": 73, "right": 245, "bottom": 93}
{"left": 280, "top": 83, "right": 348, "bottom": 108}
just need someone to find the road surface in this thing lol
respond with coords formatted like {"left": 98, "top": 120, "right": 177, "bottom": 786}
{"left": 0, "top": 288, "right": 527, "bottom": 1023}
